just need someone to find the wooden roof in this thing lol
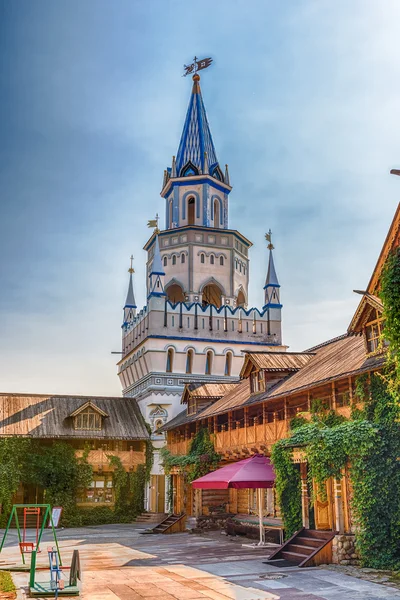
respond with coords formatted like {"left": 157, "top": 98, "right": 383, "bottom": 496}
{"left": 240, "top": 352, "right": 315, "bottom": 378}
{"left": 0, "top": 393, "right": 149, "bottom": 440}
{"left": 263, "top": 334, "right": 384, "bottom": 400}
{"left": 165, "top": 334, "right": 385, "bottom": 432}
{"left": 367, "top": 203, "right": 400, "bottom": 295}
{"left": 190, "top": 379, "right": 251, "bottom": 419}
{"left": 181, "top": 382, "right": 238, "bottom": 404}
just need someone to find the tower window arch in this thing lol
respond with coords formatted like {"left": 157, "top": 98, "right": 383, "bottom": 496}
{"left": 210, "top": 255, "right": 214, "bottom": 265}
{"left": 220, "top": 256, "right": 224, "bottom": 266}
{"left": 166, "top": 348, "right": 174, "bottom": 373}
{"left": 200, "top": 253, "right": 205, "bottom": 264}
{"left": 225, "top": 351, "right": 233, "bottom": 376}
{"left": 181, "top": 253, "right": 185, "bottom": 264}
{"left": 163, "top": 256, "right": 167, "bottom": 267}
{"left": 214, "top": 199, "right": 221, "bottom": 229}
{"left": 188, "top": 197, "right": 195, "bottom": 225}
{"left": 186, "top": 349, "right": 194, "bottom": 374}
{"left": 181, "top": 161, "right": 199, "bottom": 177}
{"left": 172, "top": 255, "right": 176, "bottom": 265}
{"left": 205, "top": 350, "right": 213, "bottom": 375}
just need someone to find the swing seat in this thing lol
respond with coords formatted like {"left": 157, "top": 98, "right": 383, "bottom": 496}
{"left": 19, "top": 542, "right": 34, "bottom": 553}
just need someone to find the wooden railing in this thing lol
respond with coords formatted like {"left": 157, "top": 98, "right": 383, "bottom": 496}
{"left": 214, "top": 421, "right": 289, "bottom": 454}
{"left": 168, "top": 439, "right": 191, "bottom": 456}
{"left": 75, "top": 449, "right": 146, "bottom": 470}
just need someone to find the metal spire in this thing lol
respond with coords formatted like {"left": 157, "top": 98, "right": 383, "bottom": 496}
{"left": 124, "top": 255, "right": 136, "bottom": 309}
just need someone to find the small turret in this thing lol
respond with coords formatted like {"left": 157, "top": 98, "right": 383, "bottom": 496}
{"left": 263, "top": 230, "right": 282, "bottom": 309}
{"left": 148, "top": 233, "right": 166, "bottom": 298}
{"left": 123, "top": 255, "right": 137, "bottom": 326}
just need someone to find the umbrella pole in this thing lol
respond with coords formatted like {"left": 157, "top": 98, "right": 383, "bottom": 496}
{"left": 257, "top": 488, "right": 264, "bottom": 546}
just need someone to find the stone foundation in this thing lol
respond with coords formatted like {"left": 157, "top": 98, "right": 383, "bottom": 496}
{"left": 332, "top": 534, "right": 360, "bottom": 565}
{"left": 195, "top": 514, "right": 230, "bottom": 531}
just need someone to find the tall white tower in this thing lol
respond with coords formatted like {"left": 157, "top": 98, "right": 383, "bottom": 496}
{"left": 117, "top": 73, "right": 284, "bottom": 512}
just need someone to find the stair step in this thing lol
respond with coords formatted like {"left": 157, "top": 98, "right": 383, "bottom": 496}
{"left": 296, "top": 537, "right": 323, "bottom": 548}
{"left": 281, "top": 551, "right": 308, "bottom": 563}
{"left": 303, "top": 529, "right": 333, "bottom": 540}
{"left": 286, "top": 544, "right": 314, "bottom": 555}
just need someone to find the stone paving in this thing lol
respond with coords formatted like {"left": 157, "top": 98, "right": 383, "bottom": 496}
{"left": 1, "top": 524, "right": 400, "bottom": 599}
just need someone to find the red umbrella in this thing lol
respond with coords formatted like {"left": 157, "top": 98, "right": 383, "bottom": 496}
{"left": 192, "top": 454, "right": 275, "bottom": 545}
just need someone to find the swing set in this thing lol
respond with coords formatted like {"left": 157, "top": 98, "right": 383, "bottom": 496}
{"left": 0, "top": 504, "right": 61, "bottom": 566}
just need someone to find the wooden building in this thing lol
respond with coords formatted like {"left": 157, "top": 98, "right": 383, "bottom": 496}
{"left": 163, "top": 204, "right": 400, "bottom": 563}
{"left": 0, "top": 393, "right": 149, "bottom": 507}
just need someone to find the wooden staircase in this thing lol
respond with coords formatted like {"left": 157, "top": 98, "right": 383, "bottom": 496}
{"left": 135, "top": 512, "right": 167, "bottom": 524}
{"left": 267, "top": 528, "right": 336, "bottom": 567}
{"left": 140, "top": 513, "right": 186, "bottom": 535}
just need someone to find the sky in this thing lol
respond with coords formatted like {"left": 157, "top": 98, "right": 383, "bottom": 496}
{"left": 1, "top": 0, "right": 400, "bottom": 396}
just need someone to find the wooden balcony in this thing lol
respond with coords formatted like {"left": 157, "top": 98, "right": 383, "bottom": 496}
{"left": 75, "top": 449, "right": 146, "bottom": 470}
{"left": 167, "top": 439, "right": 191, "bottom": 456}
{"left": 214, "top": 420, "right": 289, "bottom": 457}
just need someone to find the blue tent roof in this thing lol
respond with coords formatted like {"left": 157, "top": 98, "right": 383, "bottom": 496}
{"left": 176, "top": 75, "right": 219, "bottom": 177}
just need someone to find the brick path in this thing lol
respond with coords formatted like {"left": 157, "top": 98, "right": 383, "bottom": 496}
{"left": 2, "top": 524, "right": 400, "bottom": 599}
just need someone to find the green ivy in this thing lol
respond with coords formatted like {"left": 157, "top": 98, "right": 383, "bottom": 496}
{"left": 160, "top": 428, "right": 220, "bottom": 483}
{"left": 271, "top": 248, "right": 400, "bottom": 567}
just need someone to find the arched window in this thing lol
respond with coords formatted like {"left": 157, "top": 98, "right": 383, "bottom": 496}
{"left": 181, "top": 254, "right": 185, "bottom": 264}
{"left": 163, "top": 256, "right": 167, "bottom": 267}
{"left": 237, "top": 289, "right": 246, "bottom": 307}
{"left": 205, "top": 350, "right": 213, "bottom": 375}
{"left": 172, "top": 255, "right": 176, "bottom": 265}
{"left": 210, "top": 255, "right": 214, "bottom": 265}
{"left": 186, "top": 349, "right": 194, "bottom": 374}
{"left": 225, "top": 352, "right": 233, "bottom": 376}
{"left": 200, "top": 254, "right": 205, "bottom": 264}
{"left": 169, "top": 201, "right": 173, "bottom": 228}
{"left": 166, "top": 348, "right": 174, "bottom": 373}
{"left": 214, "top": 199, "right": 220, "bottom": 229}
{"left": 220, "top": 256, "right": 224, "bottom": 266}
{"left": 188, "top": 197, "right": 195, "bottom": 225}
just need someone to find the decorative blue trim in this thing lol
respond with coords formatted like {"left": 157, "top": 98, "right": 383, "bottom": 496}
{"left": 263, "top": 303, "right": 283, "bottom": 309}
{"left": 263, "top": 283, "right": 281, "bottom": 289}
{"left": 162, "top": 177, "right": 231, "bottom": 196}
{"left": 124, "top": 304, "right": 137, "bottom": 309}
{"left": 147, "top": 292, "right": 166, "bottom": 299}
{"left": 202, "top": 183, "right": 208, "bottom": 226}
{"left": 147, "top": 334, "right": 280, "bottom": 346}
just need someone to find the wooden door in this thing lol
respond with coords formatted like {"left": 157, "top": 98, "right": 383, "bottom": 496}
{"left": 314, "top": 478, "right": 335, "bottom": 530}
{"left": 157, "top": 475, "right": 165, "bottom": 513}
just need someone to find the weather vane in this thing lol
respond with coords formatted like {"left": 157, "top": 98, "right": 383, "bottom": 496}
{"left": 265, "top": 229, "right": 274, "bottom": 250}
{"left": 147, "top": 213, "right": 160, "bottom": 234}
{"left": 128, "top": 255, "right": 134, "bottom": 274}
{"left": 183, "top": 56, "right": 213, "bottom": 77}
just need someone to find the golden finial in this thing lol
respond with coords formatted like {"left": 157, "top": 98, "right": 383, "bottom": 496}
{"left": 128, "top": 255, "right": 135, "bottom": 274}
{"left": 265, "top": 229, "right": 274, "bottom": 250}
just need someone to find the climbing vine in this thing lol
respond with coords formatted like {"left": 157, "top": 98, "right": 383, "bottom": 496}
{"left": 271, "top": 248, "right": 400, "bottom": 568}
{"left": 160, "top": 428, "right": 220, "bottom": 483}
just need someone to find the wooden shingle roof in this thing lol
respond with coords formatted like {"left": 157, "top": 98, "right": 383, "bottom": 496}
{"left": 0, "top": 393, "right": 149, "bottom": 440}
{"left": 181, "top": 382, "right": 238, "bottom": 404}
{"left": 240, "top": 351, "right": 315, "bottom": 378}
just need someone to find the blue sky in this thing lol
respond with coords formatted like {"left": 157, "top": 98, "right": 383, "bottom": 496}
{"left": 1, "top": 0, "right": 400, "bottom": 396}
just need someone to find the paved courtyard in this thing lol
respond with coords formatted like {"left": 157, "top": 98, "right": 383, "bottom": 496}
{"left": 1, "top": 524, "right": 400, "bottom": 600}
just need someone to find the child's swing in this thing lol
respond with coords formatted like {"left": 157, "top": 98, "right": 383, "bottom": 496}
{"left": 19, "top": 506, "right": 41, "bottom": 554}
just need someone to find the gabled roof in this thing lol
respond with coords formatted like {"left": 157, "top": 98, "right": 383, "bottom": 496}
{"left": 68, "top": 401, "right": 109, "bottom": 418}
{"left": 0, "top": 394, "right": 149, "bottom": 440}
{"left": 176, "top": 75, "right": 219, "bottom": 177}
{"left": 181, "top": 382, "right": 238, "bottom": 405}
{"left": 240, "top": 352, "right": 315, "bottom": 379}
{"left": 263, "top": 334, "right": 384, "bottom": 400}
{"left": 348, "top": 292, "right": 383, "bottom": 334}
{"left": 367, "top": 203, "right": 400, "bottom": 295}
{"left": 194, "top": 379, "right": 251, "bottom": 419}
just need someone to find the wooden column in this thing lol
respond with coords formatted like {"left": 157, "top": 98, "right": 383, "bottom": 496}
{"left": 228, "top": 411, "right": 232, "bottom": 448}
{"left": 331, "top": 382, "right": 336, "bottom": 411}
{"left": 307, "top": 390, "right": 311, "bottom": 412}
{"left": 213, "top": 416, "right": 218, "bottom": 435}
{"left": 300, "top": 462, "right": 310, "bottom": 529}
{"left": 334, "top": 477, "right": 345, "bottom": 534}
{"left": 244, "top": 407, "right": 249, "bottom": 445}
